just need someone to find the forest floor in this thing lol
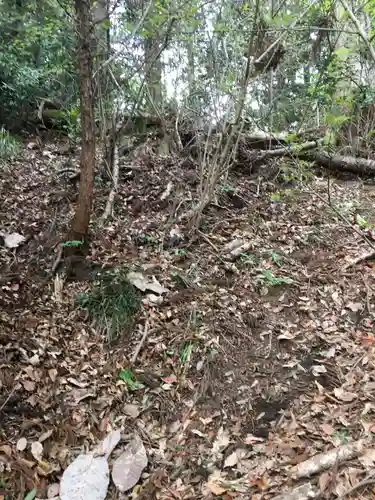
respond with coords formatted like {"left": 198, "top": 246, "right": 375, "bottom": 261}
{"left": 2, "top": 137, "right": 375, "bottom": 500}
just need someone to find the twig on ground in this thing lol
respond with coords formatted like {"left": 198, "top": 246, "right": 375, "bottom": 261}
{"left": 345, "top": 250, "right": 375, "bottom": 269}
{"left": 339, "top": 473, "right": 375, "bottom": 498}
{"left": 305, "top": 183, "right": 375, "bottom": 267}
{"left": 131, "top": 320, "right": 149, "bottom": 365}
{"left": 0, "top": 385, "right": 17, "bottom": 414}
{"left": 362, "top": 275, "right": 372, "bottom": 315}
{"left": 197, "top": 229, "right": 220, "bottom": 253}
{"left": 51, "top": 244, "right": 63, "bottom": 274}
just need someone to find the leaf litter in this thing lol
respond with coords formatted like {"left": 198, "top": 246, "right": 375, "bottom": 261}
{"left": 2, "top": 140, "right": 375, "bottom": 498}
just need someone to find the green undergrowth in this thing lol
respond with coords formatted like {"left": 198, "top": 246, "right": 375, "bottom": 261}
{"left": 0, "top": 128, "right": 21, "bottom": 162}
{"left": 76, "top": 267, "right": 141, "bottom": 343}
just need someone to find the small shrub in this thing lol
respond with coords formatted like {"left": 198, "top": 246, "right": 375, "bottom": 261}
{"left": 76, "top": 268, "right": 141, "bottom": 343}
{"left": 0, "top": 128, "right": 21, "bottom": 160}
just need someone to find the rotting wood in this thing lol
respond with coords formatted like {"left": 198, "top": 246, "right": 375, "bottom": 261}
{"left": 310, "top": 152, "right": 375, "bottom": 175}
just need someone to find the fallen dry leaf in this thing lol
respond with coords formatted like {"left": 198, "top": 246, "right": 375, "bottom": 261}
{"left": 318, "top": 471, "right": 332, "bottom": 491}
{"left": 123, "top": 404, "right": 141, "bottom": 418}
{"left": 320, "top": 423, "right": 335, "bottom": 436}
{"left": 16, "top": 438, "right": 28, "bottom": 452}
{"left": 334, "top": 387, "right": 357, "bottom": 402}
{"left": 60, "top": 454, "right": 109, "bottom": 500}
{"left": 31, "top": 441, "right": 43, "bottom": 462}
{"left": 111, "top": 435, "right": 148, "bottom": 492}
{"left": 212, "top": 427, "right": 230, "bottom": 457}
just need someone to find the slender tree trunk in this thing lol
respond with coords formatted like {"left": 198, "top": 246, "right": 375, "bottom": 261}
{"left": 70, "top": 0, "right": 96, "bottom": 243}
{"left": 145, "top": 37, "right": 163, "bottom": 108}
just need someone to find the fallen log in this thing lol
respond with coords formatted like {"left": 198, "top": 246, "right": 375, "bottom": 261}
{"left": 237, "top": 143, "right": 375, "bottom": 177}
{"left": 309, "top": 152, "right": 375, "bottom": 175}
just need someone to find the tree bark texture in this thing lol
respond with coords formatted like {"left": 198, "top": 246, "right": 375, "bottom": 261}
{"left": 71, "top": 0, "right": 96, "bottom": 242}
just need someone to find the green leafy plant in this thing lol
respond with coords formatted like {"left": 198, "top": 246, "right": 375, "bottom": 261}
{"left": 269, "top": 192, "right": 281, "bottom": 202}
{"left": 24, "top": 489, "right": 37, "bottom": 500}
{"left": 0, "top": 128, "right": 21, "bottom": 160}
{"left": 189, "top": 306, "right": 201, "bottom": 330}
{"left": 240, "top": 252, "right": 257, "bottom": 266}
{"left": 356, "top": 214, "right": 372, "bottom": 229}
{"left": 119, "top": 368, "right": 145, "bottom": 391}
{"left": 338, "top": 199, "right": 360, "bottom": 216}
{"left": 258, "top": 269, "right": 294, "bottom": 286}
{"left": 172, "top": 272, "right": 193, "bottom": 289}
{"left": 269, "top": 251, "right": 282, "bottom": 267}
{"left": 76, "top": 268, "right": 141, "bottom": 343}
{"left": 59, "top": 239, "right": 83, "bottom": 247}
{"left": 180, "top": 340, "right": 194, "bottom": 364}
{"left": 61, "top": 105, "right": 81, "bottom": 138}
{"left": 219, "top": 184, "right": 235, "bottom": 192}
{"left": 173, "top": 248, "right": 186, "bottom": 256}
{"left": 333, "top": 429, "right": 349, "bottom": 444}
{"left": 139, "top": 234, "right": 157, "bottom": 245}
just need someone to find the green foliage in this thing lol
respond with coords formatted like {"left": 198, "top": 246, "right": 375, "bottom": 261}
{"left": 240, "top": 252, "right": 257, "bottom": 266}
{"left": 325, "top": 113, "right": 349, "bottom": 128}
{"left": 180, "top": 340, "right": 194, "bottom": 363}
{"left": 172, "top": 272, "right": 190, "bottom": 288}
{"left": 278, "top": 162, "right": 314, "bottom": 185}
{"left": 356, "top": 214, "right": 372, "bottom": 229}
{"left": 258, "top": 270, "right": 294, "bottom": 287}
{"left": 269, "top": 251, "right": 282, "bottom": 267}
{"left": 59, "top": 240, "right": 83, "bottom": 248}
{"left": 269, "top": 192, "right": 281, "bottom": 202}
{"left": 0, "top": 0, "right": 77, "bottom": 132}
{"left": 0, "top": 127, "right": 21, "bottom": 160}
{"left": 172, "top": 248, "right": 186, "bottom": 256}
{"left": 62, "top": 105, "right": 81, "bottom": 138}
{"left": 138, "top": 234, "right": 158, "bottom": 246}
{"left": 76, "top": 268, "right": 141, "bottom": 343}
{"left": 119, "top": 368, "right": 145, "bottom": 391}
{"left": 24, "top": 490, "right": 37, "bottom": 500}
{"left": 219, "top": 184, "right": 235, "bottom": 192}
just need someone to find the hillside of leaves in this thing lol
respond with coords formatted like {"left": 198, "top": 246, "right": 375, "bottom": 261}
{"left": 2, "top": 132, "right": 375, "bottom": 499}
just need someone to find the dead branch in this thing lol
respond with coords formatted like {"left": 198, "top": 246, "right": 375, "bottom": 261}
{"left": 51, "top": 245, "right": 63, "bottom": 274}
{"left": 339, "top": 0, "right": 375, "bottom": 63}
{"left": 291, "top": 439, "right": 365, "bottom": 479}
{"left": 339, "top": 472, "right": 375, "bottom": 498}
{"left": 100, "top": 143, "right": 119, "bottom": 223}
{"left": 248, "top": 140, "right": 321, "bottom": 161}
{"left": 131, "top": 320, "right": 149, "bottom": 365}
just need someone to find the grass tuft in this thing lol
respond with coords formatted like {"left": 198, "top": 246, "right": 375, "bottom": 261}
{"left": 76, "top": 268, "right": 141, "bottom": 343}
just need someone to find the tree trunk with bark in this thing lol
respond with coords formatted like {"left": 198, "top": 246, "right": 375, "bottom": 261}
{"left": 70, "top": 0, "right": 96, "bottom": 245}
